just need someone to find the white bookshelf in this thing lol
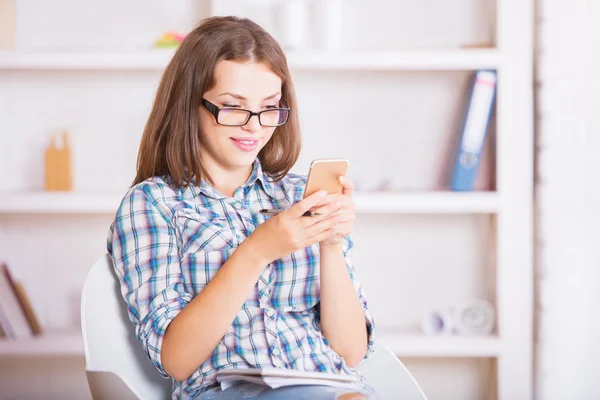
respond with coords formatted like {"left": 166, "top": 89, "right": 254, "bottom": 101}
{"left": 0, "top": 330, "right": 499, "bottom": 358}
{"left": 0, "top": 49, "right": 501, "bottom": 71}
{"left": 0, "top": 191, "right": 500, "bottom": 214}
{"left": 0, "top": 1, "right": 534, "bottom": 399}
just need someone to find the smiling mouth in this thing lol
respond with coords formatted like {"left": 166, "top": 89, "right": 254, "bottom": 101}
{"left": 231, "top": 138, "right": 259, "bottom": 152}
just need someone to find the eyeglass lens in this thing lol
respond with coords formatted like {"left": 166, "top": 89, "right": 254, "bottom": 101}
{"left": 218, "top": 108, "right": 289, "bottom": 126}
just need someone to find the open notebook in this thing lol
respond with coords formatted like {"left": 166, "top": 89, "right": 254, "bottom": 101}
{"left": 216, "top": 367, "right": 361, "bottom": 390}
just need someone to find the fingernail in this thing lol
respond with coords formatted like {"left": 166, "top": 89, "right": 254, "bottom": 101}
{"left": 339, "top": 176, "right": 345, "bottom": 183}
{"left": 319, "top": 190, "right": 327, "bottom": 197}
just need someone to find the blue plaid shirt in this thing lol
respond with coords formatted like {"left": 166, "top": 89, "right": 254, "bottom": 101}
{"left": 107, "top": 159, "right": 375, "bottom": 399}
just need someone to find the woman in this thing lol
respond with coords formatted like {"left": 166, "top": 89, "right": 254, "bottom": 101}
{"left": 107, "top": 16, "right": 376, "bottom": 400}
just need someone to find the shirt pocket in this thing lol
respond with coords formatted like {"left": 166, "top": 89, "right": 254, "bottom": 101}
{"left": 174, "top": 208, "right": 235, "bottom": 256}
{"left": 174, "top": 208, "right": 237, "bottom": 294}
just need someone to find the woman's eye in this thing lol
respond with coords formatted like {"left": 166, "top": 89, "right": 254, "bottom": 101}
{"left": 265, "top": 105, "right": 278, "bottom": 109}
{"left": 222, "top": 103, "right": 240, "bottom": 108}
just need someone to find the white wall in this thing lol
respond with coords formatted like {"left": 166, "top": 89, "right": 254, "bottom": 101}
{"left": 535, "top": 0, "right": 600, "bottom": 398}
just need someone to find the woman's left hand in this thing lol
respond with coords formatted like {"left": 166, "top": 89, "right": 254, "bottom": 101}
{"left": 314, "top": 176, "right": 356, "bottom": 247}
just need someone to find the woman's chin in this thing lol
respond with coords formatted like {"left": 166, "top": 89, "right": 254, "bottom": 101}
{"left": 220, "top": 141, "right": 265, "bottom": 169}
{"left": 225, "top": 154, "right": 258, "bottom": 170}
{"left": 230, "top": 144, "right": 263, "bottom": 163}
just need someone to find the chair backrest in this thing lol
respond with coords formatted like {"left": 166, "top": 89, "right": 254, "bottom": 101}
{"left": 356, "top": 343, "right": 427, "bottom": 399}
{"left": 81, "top": 254, "right": 171, "bottom": 400}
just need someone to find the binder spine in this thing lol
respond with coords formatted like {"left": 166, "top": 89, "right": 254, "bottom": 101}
{"left": 451, "top": 69, "right": 497, "bottom": 191}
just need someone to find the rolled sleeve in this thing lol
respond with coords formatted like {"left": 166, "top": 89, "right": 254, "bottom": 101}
{"left": 342, "top": 235, "right": 376, "bottom": 359}
{"left": 107, "top": 185, "right": 193, "bottom": 377}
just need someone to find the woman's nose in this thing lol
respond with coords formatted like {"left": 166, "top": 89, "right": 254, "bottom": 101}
{"left": 243, "top": 114, "right": 261, "bottom": 132}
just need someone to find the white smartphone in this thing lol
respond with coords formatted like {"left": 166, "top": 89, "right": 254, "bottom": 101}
{"left": 303, "top": 158, "right": 349, "bottom": 199}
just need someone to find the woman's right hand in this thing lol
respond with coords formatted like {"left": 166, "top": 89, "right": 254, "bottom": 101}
{"left": 245, "top": 190, "right": 343, "bottom": 265}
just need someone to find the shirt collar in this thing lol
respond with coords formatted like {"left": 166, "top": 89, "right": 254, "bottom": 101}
{"left": 190, "top": 158, "right": 276, "bottom": 200}
{"left": 244, "top": 158, "right": 276, "bottom": 200}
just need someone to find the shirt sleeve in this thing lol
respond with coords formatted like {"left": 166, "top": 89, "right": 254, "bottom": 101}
{"left": 342, "top": 235, "right": 376, "bottom": 360}
{"left": 288, "top": 173, "right": 375, "bottom": 358}
{"left": 107, "top": 185, "right": 193, "bottom": 378}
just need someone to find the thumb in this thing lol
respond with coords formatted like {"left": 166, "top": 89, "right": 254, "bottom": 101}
{"left": 339, "top": 176, "right": 354, "bottom": 196}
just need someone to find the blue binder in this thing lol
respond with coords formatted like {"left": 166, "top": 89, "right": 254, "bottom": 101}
{"left": 450, "top": 69, "right": 497, "bottom": 191}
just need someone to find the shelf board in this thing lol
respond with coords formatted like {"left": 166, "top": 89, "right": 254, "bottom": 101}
{"left": 0, "top": 330, "right": 499, "bottom": 358}
{"left": 378, "top": 334, "right": 501, "bottom": 358}
{"left": 0, "top": 191, "right": 499, "bottom": 214}
{"left": 353, "top": 191, "right": 500, "bottom": 214}
{"left": 0, "top": 191, "right": 123, "bottom": 214}
{"left": 0, "top": 49, "right": 501, "bottom": 71}
{"left": 0, "top": 330, "right": 83, "bottom": 356}
{"left": 0, "top": 49, "right": 177, "bottom": 71}
{"left": 287, "top": 49, "right": 501, "bottom": 70}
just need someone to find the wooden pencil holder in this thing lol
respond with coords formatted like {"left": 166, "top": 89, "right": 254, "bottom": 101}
{"left": 44, "top": 130, "right": 73, "bottom": 191}
{"left": 0, "top": 0, "right": 16, "bottom": 49}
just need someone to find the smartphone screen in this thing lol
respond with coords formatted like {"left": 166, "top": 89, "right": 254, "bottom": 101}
{"left": 303, "top": 159, "right": 349, "bottom": 198}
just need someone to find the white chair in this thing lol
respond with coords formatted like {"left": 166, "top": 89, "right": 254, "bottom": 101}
{"left": 81, "top": 254, "right": 427, "bottom": 400}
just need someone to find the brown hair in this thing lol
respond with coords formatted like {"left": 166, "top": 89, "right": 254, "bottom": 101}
{"left": 132, "top": 16, "right": 301, "bottom": 187}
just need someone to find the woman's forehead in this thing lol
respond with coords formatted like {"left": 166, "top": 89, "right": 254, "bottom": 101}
{"left": 212, "top": 60, "right": 282, "bottom": 97}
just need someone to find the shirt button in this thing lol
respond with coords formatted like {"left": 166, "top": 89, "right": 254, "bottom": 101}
{"left": 261, "top": 295, "right": 269, "bottom": 304}
{"left": 272, "top": 348, "right": 281, "bottom": 356}
{"left": 234, "top": 203, "right": 243, "bottom": 210}
{"left": 266, "top": 309, "right": 274, "bottom": 317}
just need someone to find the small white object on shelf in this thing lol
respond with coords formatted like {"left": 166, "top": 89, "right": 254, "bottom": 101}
{"left": 452, "top": 300, "right": 496, "bottom": 336}
{"left": 275, "top": 0, "right": 310, "bottom": 52}
{"left": 313, "top": 0, "right": 344, "bottom": 52}
{"left": 421, "top": 300, "right": 496, "bottom": 336}
{"left": 421, "top": 309, "right": 455, "bottom": 336}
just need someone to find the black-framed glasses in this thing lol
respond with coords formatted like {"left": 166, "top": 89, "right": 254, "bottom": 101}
{"left": 201, "top": 98, "right": 290, "bottom": 127}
